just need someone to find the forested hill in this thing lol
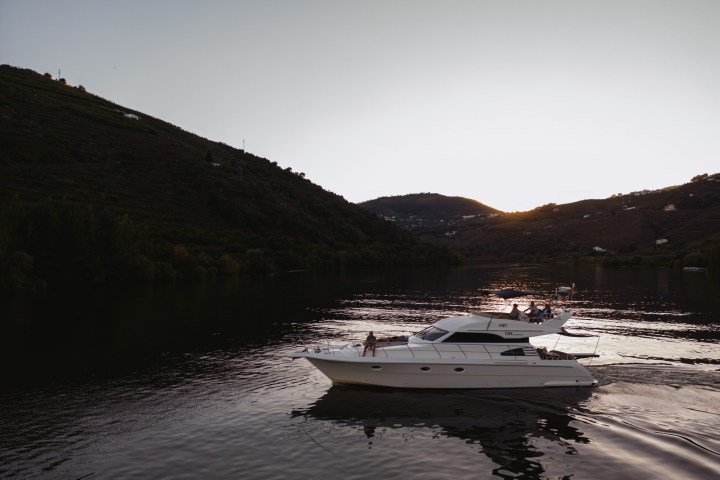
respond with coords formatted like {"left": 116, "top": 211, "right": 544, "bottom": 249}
{"left": 0, "top": 65, "right": 461, "bottom": 290}
{"left": 360, "top": 193, "right": 500, "bottom": 231}
{"left": 361, "top": 180, "right": 720, "bottom": 268}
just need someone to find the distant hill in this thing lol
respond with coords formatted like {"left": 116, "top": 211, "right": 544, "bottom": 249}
{"left": 360, "top": 193, "right": 500, "bottom": 231}
{"left": 360, "top": 178, "right": 720, "bottom": 268}
{"left": 0, "top": 65, "right": 461, "bottom": 290}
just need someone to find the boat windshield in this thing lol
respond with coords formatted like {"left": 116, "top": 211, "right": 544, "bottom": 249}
{"left": 414, "top": 326, "right": 449, "bottom": 341}
{"left": 443, "top": 332, "right": 528, "bottom": 343}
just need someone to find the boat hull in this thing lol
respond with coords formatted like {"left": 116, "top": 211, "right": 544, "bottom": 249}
{"left": 303, "top": 356, "right": 596, "bottom": 389}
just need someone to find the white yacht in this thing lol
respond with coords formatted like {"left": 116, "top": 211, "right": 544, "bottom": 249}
{"left": 288, "top": 306, "right": 598, "bottom": 389}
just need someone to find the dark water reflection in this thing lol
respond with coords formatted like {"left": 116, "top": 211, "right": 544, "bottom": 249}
{"left": 1, "top": 271, "right": 350, "bottom": 382}
{"left": 2, "top": 265, "right": 718, "bottom": 378}
{"left": 294, "top": 386, "right": 594, "bottom": 478}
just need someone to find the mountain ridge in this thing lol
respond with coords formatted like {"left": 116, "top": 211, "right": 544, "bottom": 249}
{"left": 359, "top": 176, "right": 720, "bottom": 267}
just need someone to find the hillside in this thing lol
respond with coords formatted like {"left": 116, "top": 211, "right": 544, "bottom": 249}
{"left": 360, "top": 178, "right": 720, "bottom": 267}
{"left": 360, "top": 193, "right": 500, "bottom": 231}
{"left": 0, "top": 65, "right": 461, "bottom": 290}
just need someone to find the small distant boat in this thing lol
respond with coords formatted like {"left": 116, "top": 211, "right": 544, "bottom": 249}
{"left": 555, "top": 284, "right": 577, "bottom": 301}
{"left": 288, "top": 288, "right": 598, "bottom": 389}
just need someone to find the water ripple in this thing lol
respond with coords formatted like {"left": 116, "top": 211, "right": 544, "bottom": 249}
{"left": 1, "top": 266, "right": 719, "bottom": 479}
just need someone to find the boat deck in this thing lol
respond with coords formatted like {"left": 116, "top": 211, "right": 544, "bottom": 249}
{"left": 308, "top": 342, "right": 593, "bottom": 362}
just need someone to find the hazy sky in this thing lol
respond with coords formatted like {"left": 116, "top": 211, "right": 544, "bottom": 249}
{"left": 1, "top": 0, "right": 718, "bottom": 211}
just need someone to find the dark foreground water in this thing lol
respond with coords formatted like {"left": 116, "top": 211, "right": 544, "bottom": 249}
{"left": 1, "top": 265, "right": 719, "bottom": 479}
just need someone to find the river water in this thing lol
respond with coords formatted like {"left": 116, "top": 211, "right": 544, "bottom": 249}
{"left": 1, "top": 265, "right": 718, "bottom": 479}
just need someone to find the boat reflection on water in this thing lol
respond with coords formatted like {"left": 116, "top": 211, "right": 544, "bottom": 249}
{"left": 292, "top": 385, "right": 594, "bottom": 476}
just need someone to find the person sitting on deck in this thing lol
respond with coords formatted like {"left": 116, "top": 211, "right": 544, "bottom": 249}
{"left": 509, "top": 304, "right": 521, "bottom": 319}
{"left": 363, "top": 331, "right": 377, "bottom": 357}
{"left": 524, "top": 301, "right": 540, "bottom": 321}
{"left": 540, "top": 304, "right": 553, "bottom": 320}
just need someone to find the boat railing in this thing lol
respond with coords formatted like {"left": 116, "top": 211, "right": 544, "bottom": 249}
{"left": 341, "top": 342, "right": 541, "bottom": 361}
{"left": 295, "top": 335, "right": 594, "bottom": 363}
{"left": 293, "top": 324, "right": 597, "bottom": 363}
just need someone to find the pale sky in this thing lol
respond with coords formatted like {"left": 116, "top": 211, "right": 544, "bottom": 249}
{"left": 1, "top": 0, "right": 718, "bottom": 212}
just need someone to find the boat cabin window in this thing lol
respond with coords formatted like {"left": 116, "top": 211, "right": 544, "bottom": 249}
{"left": 500, "top": 348, "right": 526, "bottom": 356}
{"left": 443, "top": 332, "right": 529, "bottom": 343}
{"left": 414, "top": 326, "right": 449, "bottom": 341}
